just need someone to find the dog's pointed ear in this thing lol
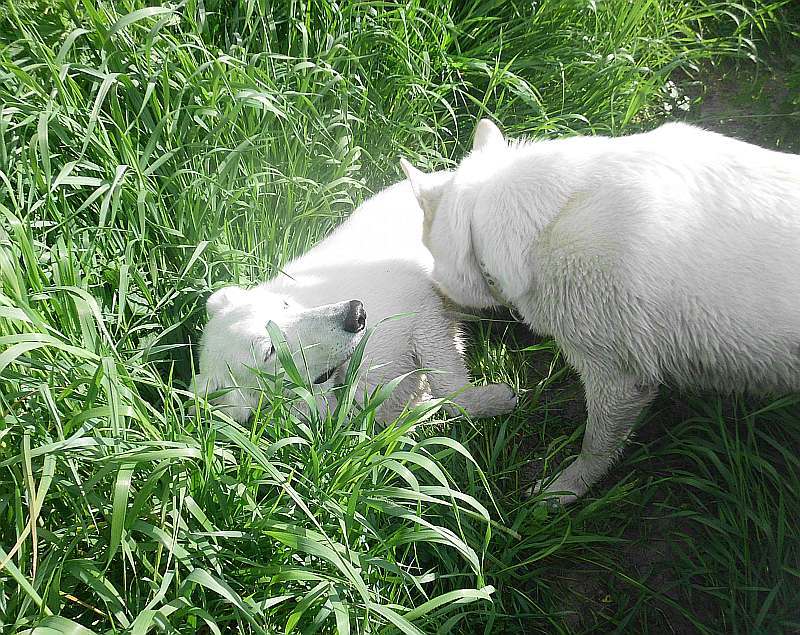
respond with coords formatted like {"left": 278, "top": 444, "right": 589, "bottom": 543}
{"left": 206, "top": 285, "right": 246, "bottom": 317}
{"left": 473, "top": 118, "right": 505, "bottom": 151}
{"left": 400, "top": 158, "right": 446, "bottom": 219}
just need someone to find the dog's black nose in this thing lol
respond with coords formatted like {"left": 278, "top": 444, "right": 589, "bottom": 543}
{"left": 343, "top": 300, "right": 366, "bottom": 333}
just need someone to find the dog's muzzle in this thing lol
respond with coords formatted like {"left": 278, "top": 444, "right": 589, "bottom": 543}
{"left": 343, "top": 300, "right": 366, "bottom": 333}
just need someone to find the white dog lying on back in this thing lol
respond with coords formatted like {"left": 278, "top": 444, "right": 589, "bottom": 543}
{"left": 402, "top": 119, "right": 800, "bottom": 503}
{"left": 193, "top": 180, "right": 517, "bottom": 423}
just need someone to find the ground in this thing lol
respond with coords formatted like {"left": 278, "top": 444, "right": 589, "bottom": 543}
{"left": 690, "top": 54, "right": 800, "bottom": 152}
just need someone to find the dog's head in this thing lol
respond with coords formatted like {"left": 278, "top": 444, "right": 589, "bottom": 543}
{"left": 192, "top": 286, "right": 367, "bottom": 421}
{"left": 400, "top": 118, "right": 508, "bottom": 309}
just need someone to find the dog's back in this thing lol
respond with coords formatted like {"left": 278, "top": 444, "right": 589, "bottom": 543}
{"left": 526, "top": 124, "right": 800, "bottom": 392}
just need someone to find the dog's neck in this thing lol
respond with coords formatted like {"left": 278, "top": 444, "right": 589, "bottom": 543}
{"left": 469, "top": 220, "right": 516, "bottom": 309}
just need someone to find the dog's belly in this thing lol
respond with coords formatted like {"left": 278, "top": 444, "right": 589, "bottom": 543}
{"left": 525, "top": 265, "right": 800, "bottom": 395}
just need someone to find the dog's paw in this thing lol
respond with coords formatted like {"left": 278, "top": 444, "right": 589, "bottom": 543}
{"left": 528, "top": 479, "right": 579, "bottom": 506}
{"left": 529, "top": 463, "right": 590, "bottom": 505}
{"left": 483, "top": 383, "right": 518, "bottom": 415}
{"left": 456, "top": 383, "right": 517, "bottom": 418}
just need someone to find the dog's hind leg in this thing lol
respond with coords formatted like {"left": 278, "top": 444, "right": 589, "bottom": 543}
{"left": 537, "top": 371, "right": 657, "bottom": 504}
{"left": 412, "top": 315, "right": 517, "bottom": 418}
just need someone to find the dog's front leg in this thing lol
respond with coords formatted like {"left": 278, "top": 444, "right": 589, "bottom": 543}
{"left": 538, "top": 372, "right": 657, "bottom": 504}
{"left": 417, "top": 341, "right": 517, "bottom": 418}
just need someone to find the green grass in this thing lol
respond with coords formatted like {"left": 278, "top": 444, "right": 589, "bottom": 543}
{"left": 1, "top": 0, "right": 798, "bottom": 633}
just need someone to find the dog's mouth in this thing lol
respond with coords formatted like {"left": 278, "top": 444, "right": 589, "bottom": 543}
{"left": 313, "top": 365, "right": 340, "bottom": 385}
{"left": 311, "top": 334, "right": 363, "bottom": 385}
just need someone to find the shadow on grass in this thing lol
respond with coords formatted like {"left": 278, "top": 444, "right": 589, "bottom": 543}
{"left": 462, "top": 290, "right": 800, "bottom": 634}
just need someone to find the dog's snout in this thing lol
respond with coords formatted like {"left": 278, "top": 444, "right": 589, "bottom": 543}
{"left": 343, "top": 300, "right": 366, "bottom": 333}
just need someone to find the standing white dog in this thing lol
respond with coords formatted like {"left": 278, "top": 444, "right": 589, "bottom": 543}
{"left": 401, "top": 119, "right": 800, "bottom": 503}
{"left": 193, "top": 180, "right": 517, "bottom": 423}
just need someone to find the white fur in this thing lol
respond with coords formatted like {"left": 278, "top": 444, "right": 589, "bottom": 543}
{"left": 193, "top": 180, "right": 517, "bottom": 423}
{"left": 404, "top": 119, "right": 800, "bottom": 503}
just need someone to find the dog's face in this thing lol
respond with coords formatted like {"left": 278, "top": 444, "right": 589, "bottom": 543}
{"left": 400, "top": 119, "right": 508, "bottom": 309}
{"left": 192, "top": 286, "right": 366, "bottom": 421}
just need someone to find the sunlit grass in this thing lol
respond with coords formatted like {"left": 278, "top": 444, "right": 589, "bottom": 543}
{"left": 1, "top": 0, "right": 798, "bottom": 632}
